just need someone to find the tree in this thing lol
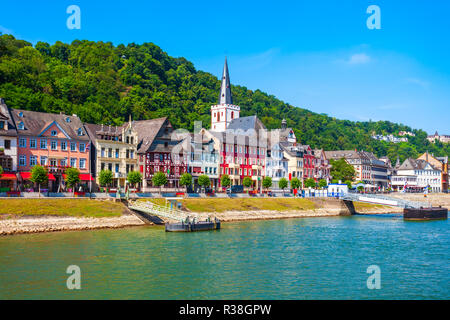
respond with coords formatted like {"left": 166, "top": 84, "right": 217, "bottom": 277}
{"left": 221, "top": 174, "right": 231, "bottom": 188}
{"left": 64, "top": 167, "right": 80, "bottom": 196}
{"left": 179, "top": 173, "right": 192, "bottom": 192}
{"left": 344, "top": 180, "right": 353, "bottom": 190}
{"left": 304, "top": 178, "right": 316, "bottom": 189}
{"left": 329, "top": 158, "right": 356, "bottom": 182}
{"left": 318, "top": 179, "right": 327, "bottom": 189}
{"left": 30, "top": 165, "right": 48, "bottom": 196}
{"left": 279, "top": 177, "right": 288, "bottom": 194}
{"left": 357, "top": 185, "right": 364, "bottom": 193}
{"left": 243, "top": 176, "right": 253, "bottom": 192}
{"left": 290, "top": 177, "right": 301, "bottom": 190}
{"left": 198, "top": 174, "right": 210, "bottom": 192}
{"left": 152, "top": 171, "right": 167, "bottom": 195}
{"left": 262, "top": 176, "right": 272, "bottom": 192}
{"left": 127, "top": 171, "right": 142, "bottom": 189}
{"left": 99, "top": 170, "right": 113, "bottom": 192}
{"left": 0, "top": 165, "right": 3, "bottom": 179}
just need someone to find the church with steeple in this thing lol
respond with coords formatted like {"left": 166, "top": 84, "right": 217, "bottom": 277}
{"left": 210, "top": 58, "right": 240, "bottom": 132}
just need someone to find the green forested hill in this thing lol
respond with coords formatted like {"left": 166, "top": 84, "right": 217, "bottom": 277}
{"left": 0, "top": 34, "right": 448, "bottom": 162}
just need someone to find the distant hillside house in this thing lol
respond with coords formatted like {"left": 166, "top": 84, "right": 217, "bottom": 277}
{"left": 427, "top": 131, "right": 450, "bottom": 144}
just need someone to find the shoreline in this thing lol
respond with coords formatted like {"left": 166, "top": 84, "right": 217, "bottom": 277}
{"left": 0, "top": 203, "right": 399, "bottom": 236}
{"left": 2, "top": 193, "right": 448, "bottom": 236}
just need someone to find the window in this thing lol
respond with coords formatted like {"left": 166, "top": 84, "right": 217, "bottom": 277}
{"left": 101, "top": 148, "right": 105, "bottom": 157}
{"left": 18, "top": 112, "right": 23, "bottom": 117}
{"left": 79, "top": 158, "right": 86, "bottom": 169}
{"left": 40, "top": 139, "right": 47, "bottom": 149}
{"left": 70, "top": 142, "right": 77, "bottom": 151}
{"left": 115, "top": 149, "right": 119, "bottom": 158}
{"left": 0, "top": 121, "right": 4, "bottom": 130}
{"left": 70, "top": 158, "right": 77, "bottom": 168}
{"left": 30, "top": 139, "right": 37, "bottom": 148}
{"left": 50, "top": 159, "right": 57, "bottom": 167}
{"left": 40, "top": 156, "right": 47, "bottom": 166}
{"left": 30, "top": 156, "right": 37, "bottom": 166}
{"left": 108, "top": 148, "right": 112, "bottom": 157}
{"left": 19, "top": 155, "right": 26, "bottom": 166}
{"left": 19, "top": 138, "right": 26, "bottom": 148}
{"left": 60, "top": 158, "right": 67, "bottom": 167}
{"left": 61, "top": 141, "right": 67, "bottom": 151}
{"left": 79, "top": 143, "right": 86, "bottom": 152}
{"left": 130, "top": 151, "right": 134, "bottom": 159}
{"left": 18, "top": 122, "right": 24, "bottom": 130}
{"left": 66, "top": 117, "right": 71, "bottom": 123}
{"left": 51, "top": 130, "right": 57, "bottom": 136}
{"left": 77, "top": 128, "right": 84, "bottom": 136}
{"left": 51, "top": 140, "right": 57, "bottom": 150}
{"left": 115, "top": 164, "right": 119, "bottom": 173}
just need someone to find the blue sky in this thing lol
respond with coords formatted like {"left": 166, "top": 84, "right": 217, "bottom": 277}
{"left": 1, "top": 0, "right": 449, "bottom": 134}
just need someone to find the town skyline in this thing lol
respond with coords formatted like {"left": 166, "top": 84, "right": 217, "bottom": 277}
{"left": 1, "top": 1, "right": 449, "bottom": 134}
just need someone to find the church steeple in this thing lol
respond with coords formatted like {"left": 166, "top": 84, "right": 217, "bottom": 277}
{"left": 218, "top": 57, "right": 233, "bottom": 105}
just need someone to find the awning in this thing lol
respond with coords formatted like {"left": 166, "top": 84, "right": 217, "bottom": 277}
{"left": 20, "top": 172, "right": 56, "bottom": 181}
{"left": 62, "top": 173, "right": 94, "bottom": 181}
{"left": 80, "top": 174, "right": 94, "bottom": 181}
{"left": 0, "top": 173, "right": 17, "bottom": 180}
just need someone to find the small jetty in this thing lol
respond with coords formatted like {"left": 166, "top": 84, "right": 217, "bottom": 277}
{"left": 165, "top": 216, "right": 221, "bottom": 232}
{"left": 403, "top": 207, "right": 448, "bottom": 221}
{"left": 128, "top": 198, "right": 221, "bottom": 232}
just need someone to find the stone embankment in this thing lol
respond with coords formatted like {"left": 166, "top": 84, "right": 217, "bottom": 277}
{"left": 0, "top": 212, "right": 145, "bottom": 236}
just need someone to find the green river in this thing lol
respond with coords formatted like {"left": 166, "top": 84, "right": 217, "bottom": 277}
{"left": 0, "top": 214, "right": 448, "bottom": 299}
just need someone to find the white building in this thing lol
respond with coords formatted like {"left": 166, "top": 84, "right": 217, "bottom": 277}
{"left": 210, "top": 58, "right": 240, "bottom": 132}
{"left": 0, "top": 99, "right": 18, "bottom": 172}
{"left": 391, "top": 158, "right": 442, "bottom": 193}
{"left": 265, "top": 142, "right": 289, "bottom": 189}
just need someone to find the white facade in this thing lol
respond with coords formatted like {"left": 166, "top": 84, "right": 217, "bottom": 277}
{"left": 0, "top": 136, "right": 17, "bottom": 171}
{"left": 392, "top": 162, "right": 442, "bottom": 192}
{"left": 266, "top": 143, "right": 288, "bottom": 189}
{"left": 210, "top": 104, "right": 240, "bottom": 132}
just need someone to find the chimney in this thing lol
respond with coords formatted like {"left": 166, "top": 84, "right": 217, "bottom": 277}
{"left": 281, "top": 119, "right": 287, "bottom": 130}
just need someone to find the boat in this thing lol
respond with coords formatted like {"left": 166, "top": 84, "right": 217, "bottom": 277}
{"left": 403, "top": 207, "right": 448, "bottom": 221}
{"left": 165, "top": 217, "right": 221, "bottom": 232}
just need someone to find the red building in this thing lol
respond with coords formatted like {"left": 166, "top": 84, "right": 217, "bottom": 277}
{"left": 134, "top": 117, "right": 188, "bottom": 191}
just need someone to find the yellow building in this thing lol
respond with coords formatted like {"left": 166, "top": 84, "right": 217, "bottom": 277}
{"left": 85, "top": 119, "right": 138, "bottom": 189}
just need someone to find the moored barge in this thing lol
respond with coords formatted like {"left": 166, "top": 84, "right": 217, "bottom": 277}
{"left": 403, "top": 207, "right": 448, "bottom": 221}
{"left": 165, "top": 218, "right": 221, "bottom": 232}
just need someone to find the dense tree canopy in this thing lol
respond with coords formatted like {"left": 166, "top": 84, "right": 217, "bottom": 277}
{"left": 1, "top": 34, "right": 448, "bottom": 163}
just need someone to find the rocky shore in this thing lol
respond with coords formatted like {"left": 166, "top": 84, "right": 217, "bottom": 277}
{"left": 0, "top": 213, "right": 145, "bottom": 236}
{"left": 1, "top": 195, "right": 428, "bottom": 236}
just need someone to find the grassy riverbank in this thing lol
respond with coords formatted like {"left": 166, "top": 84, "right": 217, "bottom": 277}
{"left": 0, "top": 199, "right": 125, "bottom": 218}
{"left": 146, "top": 198, "right": 318, "bottom": 213}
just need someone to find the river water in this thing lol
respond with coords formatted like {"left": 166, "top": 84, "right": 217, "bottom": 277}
{"left": 0, "top": 214, "right": 448, "bottom": 299}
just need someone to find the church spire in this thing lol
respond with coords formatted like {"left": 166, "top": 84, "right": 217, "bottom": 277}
{"left": 218, "top": 57, "right": 233, "bottom": 105}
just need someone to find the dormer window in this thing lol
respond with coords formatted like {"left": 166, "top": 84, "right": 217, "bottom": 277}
{"left": 18, "top": 121, "right": 24, "bottom": 130}
{"left": 19, "top": 112, "right": 23, "bottom": 117}
{"left": 66, "top": 117, "right": 71, "bottom": 123}
{"left": 0, "top": 121, "right": 4, "bottom": 130}
{"left": 77, "top": 128, "right": 84, "bottom": 136}
{"left": 51, "top": 130, "right": 57, "bottom": 136}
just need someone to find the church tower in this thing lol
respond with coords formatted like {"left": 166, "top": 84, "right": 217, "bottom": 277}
{"left": 211, "top": 57, "right": 240, "bottom": 131}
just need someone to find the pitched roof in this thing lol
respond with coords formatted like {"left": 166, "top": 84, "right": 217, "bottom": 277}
{"left": 226, "top": 115, "right": 267, "bottom": 132}
{"left": 10, "top": 109, "right": 89, "bottom": 140}
{"left": 132, "top": 117, "right": 168, "bottom": 153}
{"left": 218, "top": 57, "right": 233, "bottom": 105}
{"left": 398, "top": 158, "right": 440, "bottom": 171}
{"left": 0, "top": 99, "right": 17, "bottom": 137}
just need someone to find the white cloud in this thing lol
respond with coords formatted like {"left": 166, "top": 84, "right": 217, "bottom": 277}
{"left": 405, "top": 77, "right": 430, "bottom": 89}
{"left": 348, "top": 53, "right": 371, "bottom": 65}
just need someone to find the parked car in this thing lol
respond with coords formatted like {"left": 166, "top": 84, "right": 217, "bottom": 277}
{"left": 226, "top": 185, "right": 244, "bottom": 194}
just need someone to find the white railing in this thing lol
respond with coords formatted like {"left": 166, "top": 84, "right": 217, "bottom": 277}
{"left": 128, "top": 200, "right": 197, "bottom": 222}
{"left": 341, "top": 193, "right": 430, "bottom": 209}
